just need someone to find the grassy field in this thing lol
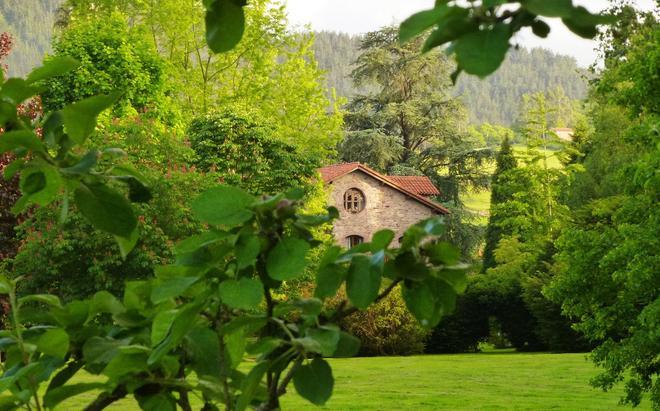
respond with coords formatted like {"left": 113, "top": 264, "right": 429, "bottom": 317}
{"left": 55, "top": 352, "right": 650, "bottom": 410}
{"left": 462, "top": 145, "right": 563, "bottom": 217}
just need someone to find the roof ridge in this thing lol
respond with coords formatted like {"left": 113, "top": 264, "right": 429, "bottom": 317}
{"left": 318, "top": 162, "right": 448, "bottom": 214}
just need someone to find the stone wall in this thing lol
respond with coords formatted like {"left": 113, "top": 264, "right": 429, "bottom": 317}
{"left": 329, "top": 170, "right": 438, "bottom": 247}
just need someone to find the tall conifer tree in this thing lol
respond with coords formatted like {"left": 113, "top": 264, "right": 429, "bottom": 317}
{"left": 482, "top": 136, "right": 517, "bottom": 272}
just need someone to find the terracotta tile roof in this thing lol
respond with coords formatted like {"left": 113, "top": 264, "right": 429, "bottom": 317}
{"left": 318, "top": 162, "right": 360, "bottom": 183}
{"left": 386, "top": 176, "right": 440, "bottom": 197}
{"left": 318, "top": 162, "right": 449, "bottom": 214}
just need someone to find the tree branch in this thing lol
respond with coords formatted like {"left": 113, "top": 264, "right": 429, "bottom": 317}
{"left": 276, "top": 355, "right": 303, "bottom": 396}
{"left": 332, "top": 279, "right": 402, "bottom": 321}
{"left": 83, "top": 385, "right": 128, "bottom": 411}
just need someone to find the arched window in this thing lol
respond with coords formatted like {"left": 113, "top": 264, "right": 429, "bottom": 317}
{"left": 343, "top": 188, "right": 365, "bottom": 213}
{"left": 346, "top": 235, "right": 364, "bottom": 248}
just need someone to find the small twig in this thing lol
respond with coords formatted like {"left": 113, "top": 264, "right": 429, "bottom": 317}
{"left": 176, "top": 364, "right": 192, "bottom": 411}
{"left": 214, "top": 307, "right": 232, "bottom": 411}
{"left": 277, "top": 355, "right": 303, "bottom": 396}
{"left": 332, "top": 279, "right": 402, "bottom": 321}
{"left": 270, "top": 317, "right": 295, "bottom": 341}
{"left": 83, "top": 385, "right": 128, "bottom": 411}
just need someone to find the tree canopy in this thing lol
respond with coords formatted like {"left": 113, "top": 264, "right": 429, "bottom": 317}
{"left": 547, "top": 5, "right": 659, "bottom": 405}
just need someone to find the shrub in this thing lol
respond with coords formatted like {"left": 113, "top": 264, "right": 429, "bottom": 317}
{"left": 338, "top": 285, "right": 430, "bottom": 356}
{"left": 426, "top": 277, "right": 490, "bottom": 353}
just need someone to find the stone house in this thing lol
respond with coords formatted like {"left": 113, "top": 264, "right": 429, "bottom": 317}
{"left": 318, "top": 162, "right": 449, "bottom": 248}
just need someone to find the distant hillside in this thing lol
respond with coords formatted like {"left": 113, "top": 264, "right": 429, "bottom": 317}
{"left": 0, "top": 0, "right": 63, "bottom": 76}
{"left": 455, "top": 48, "right": 589, "bottom": 125}
{"left": 0, "top": 5, "right": 589, "bottom": 126}
{"left": 311, "top": 31, "right": 363, "bottom": 99}
{"left": 312, "top": 31, "right": 589, "bottom": 126}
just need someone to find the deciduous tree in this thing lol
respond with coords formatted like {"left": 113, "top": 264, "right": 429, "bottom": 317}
{"left": 548, "top": 6, "right": 659, "bottom": 405}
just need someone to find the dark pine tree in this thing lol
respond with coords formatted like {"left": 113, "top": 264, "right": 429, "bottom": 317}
{"left": 482, "top": 136, "right": 517, "bottom": 272}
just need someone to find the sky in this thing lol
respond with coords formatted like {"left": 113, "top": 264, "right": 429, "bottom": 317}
{"left": 284, "top": 0, "right": 657, "bottom": 67}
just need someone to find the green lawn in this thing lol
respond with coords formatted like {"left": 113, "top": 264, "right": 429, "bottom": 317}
{"left": 56, "top": 352, "right": 650, "bottom": 410}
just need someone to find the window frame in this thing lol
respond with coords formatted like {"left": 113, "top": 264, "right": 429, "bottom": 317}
{"left": 346, "top": 235, "right": 364, "bottom": 248}
{"left": 343, "top": 188, "right": 365, "bottom": 213}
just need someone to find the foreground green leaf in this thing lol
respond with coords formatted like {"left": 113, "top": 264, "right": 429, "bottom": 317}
{"left": 346, "top": 255, "right": 381, "bottom": 310}
{"left": 399, "top": 5, "right": 447, "bottom": 43}
{"left": 74, "top": 183, "right": 137, "bottom": 238}
{"left": 26, "top": 56, "right": 80, "bottom": 84}
{"left": 0, "top": 130, "right": 45, "bottom": 154}
{"left": 43, "top": 383, "right": 104, "bottom": 409}
{"left": 37, "top": 328, "right": 69, "bottom": 359}
{"left": 266, "top": 237, "right": 310, "bottom": 281}
{"left": 61, "top": 93, "right": 120, "bottom": 144}
{"left": 192, "top": 185, "right": 254, "bottom": 226}
{"left": 293, "top": 358, "right": 334, "bottom": 406}
{"left": 205, "top": 0, "right": 247, "bottom": 53}
{"left": 454, "top": 23, "right": 511, "bottom": 77}
{"left": 219, "top": 277, "right": 264, "bottom": 310}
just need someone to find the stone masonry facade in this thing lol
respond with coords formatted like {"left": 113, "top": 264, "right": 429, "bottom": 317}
{"left": 328, "top": 170, "right": 439, "bottom": 247}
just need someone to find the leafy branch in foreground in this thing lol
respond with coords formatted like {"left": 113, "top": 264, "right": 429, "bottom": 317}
{"left": 0, "top": 184, "right": 466, "bottom": 410}
{"left": 0, "top": 57, "right": 467, "bottom": 410}
{"left": 201, "top": 0, "right": 617, "bottom": 81}
{"left": 398, "top": 0, "right": 615, "bottom": 79}
{"left": 0, "top": 56, "right": 152, "bottom": 257}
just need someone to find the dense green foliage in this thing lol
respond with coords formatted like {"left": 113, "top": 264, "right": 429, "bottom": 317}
{"left": 5, "top": 17, "right": 204, "bottom": 301}
{"left": 0, "top": 33, "right": 20, "bottom": 260}
{"left": 62, "top": 0, "right": 343, "bottom": 158}
{"left": 547, "top": 6, "right": 659, "bottom": 406}
{"left": 2, "top": 2, "right": 593, "bottom": 128}
{"left": 430, "top": 89, "right": 590, "bottom": 354}
{"left": 482, "top": 91, "right": 587, "bottom": 353}
{"left": 11, "top": 169, "right": 213, "bottom": 300}
{"left": 188, "top": 112, "right": 319, "bottom": 195}
{"left": 1, "top": 0, "right": 654, "bottom": 409}
{"left": 40, "top": 15, "right": 171, "bottom": 120}
{"left": 335, "top": 285, "right": 430, "bottom": 356}
{"left": 425, "top": 275, "right": 489, "bottom": 353}
{"left": 481, "top": 137, "right": 517, "bottom": 272}
{"left": 0, "top": 6, "right": 469, "bottom": 409}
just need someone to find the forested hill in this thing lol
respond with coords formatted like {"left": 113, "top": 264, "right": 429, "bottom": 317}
{"left": 0, "top": 3, "right": 588, "bottom": 126}
{"left": 312, "top": 31, "right": 589, "bottom": 126}
{"left": 455, "top": 48, "right": 589, "bottom": 125}
{"left": 311, "top": 31, "right": 363, "bottom": 99}
{"left": 0, "top": 0, "right": 63, "bottom": 77}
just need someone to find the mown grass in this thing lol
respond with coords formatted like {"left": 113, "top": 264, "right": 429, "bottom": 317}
{"left": 55, "top": 352, "right": 650, "bottom": 410}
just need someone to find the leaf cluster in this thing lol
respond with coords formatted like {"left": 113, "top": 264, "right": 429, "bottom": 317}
{"left": 0, "top": 181, "right": 467, "bottom": 410}
{"left": 1, "top": 59, "right": 151, "bottom": 257}
{"left": 399, "top": 0, "right": 615, "bottom": 79}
